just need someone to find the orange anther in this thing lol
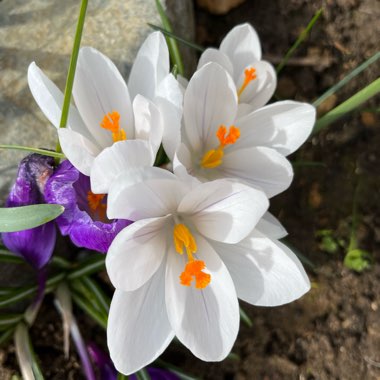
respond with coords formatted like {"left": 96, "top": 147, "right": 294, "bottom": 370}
{"left": 179, "top": 260, "right": 211, "bottom": 289}
{"left": 87, "top": 191, "right": 107, "bottom": 220}
{"left": 237, "top": 66, "right": 257, "bottom": 98}
{"left": 217, "top": 125, "right": 240, "bottom": 146}
{"left": 100, "top": 111, "right": 126, "bottom": 142}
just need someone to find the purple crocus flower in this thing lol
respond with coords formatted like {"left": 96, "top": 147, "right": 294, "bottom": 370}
{"left": 88, "top": 342, "right": 180, "bottom": 380}
{"left": 44, "top": 160, "right": 130, "bottom": 253}
{"left": 2, "top": 154, "right": 56, "bottom": 269}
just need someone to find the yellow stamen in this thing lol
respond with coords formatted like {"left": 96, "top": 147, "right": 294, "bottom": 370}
{"left": 100, "top": 111, "right": 126, "bottom": 142}
{"left": 87, "top": 191, "right": 106, "bottom": 220}
{"left": 237, "top": 67, "right": 257, "bottom": 98}
{"left": 173, "top": 224, "right": 210, "bottom": 289}
{"left": 201, "top": 125, "right": 240, "bottom": 169}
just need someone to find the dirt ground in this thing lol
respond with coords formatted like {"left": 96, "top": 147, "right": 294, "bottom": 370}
{"left": 1, "top": 0, "right": 379, "bottom": 379}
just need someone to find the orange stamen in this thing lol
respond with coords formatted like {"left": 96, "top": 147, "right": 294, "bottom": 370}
{"left": 87, "top": 191, "right": 107, "bottom": 220}
{"left": 100, "top": 111, "right": 126, "bottom": 142}
{"left": 201, "top": 125, "right": 240, "bottom": 169}
{"left": 173, "top": 224, "right": 211, "bottom": 289}
{"left": 237, "top": 67, "right": 257, "bottom": 98}
{"left": 180, "top": 260, "right": 211, "bottom": 289}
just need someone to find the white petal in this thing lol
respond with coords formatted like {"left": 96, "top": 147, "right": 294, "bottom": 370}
{"left": 107, "top": 170, "right": 188, "bottom": 221}
{"left": 156, "top": 74, "right": 183, "bottom": 161}
{"left": 178, "top": 179, "right": 268, "bottom": 243}
{"left": 165, "top": 234, "right": 239, "bottom": 361}
{"left": 73, "top": 47, "right": 134, "bottom": 148}
{"left": 237, "top": 61, "right": 277, "bottom": 111}
{"left": 133, "top": 95, "right": 163, "bottom": 156}
{"left": 106, "top": 216, "right": 169, "bottom": 291}
{"left": 235, "top": 101, "right": 316, "bottom": 155}
{"left": 128, "top": 31, "right": 169, "bottom": 101}
{"left": 90, "top": 140, "right": 154, "bottom": 194}
{"left": 183, "top": 62, "right": 237, "bottom": 153}
{"left": 220, "top": 23, "right": 261, "bottom": 82}
{"left": 27, "top": 63, "right": 94, "bottom": 142}
{"left": 213, "top": 230, "right": 310, "bottom": 306}
{"left": 221, "top": 146, "right": 294, "bottom": 198}
{"left": 197, "top": 48, "right": 234, "bottom": 76}
{"left": 107, "top": 265, "right": 174, "bottom": 375}
{"left": 255, "top": 212, "right": 288, "bottom": 239}
{"left": 58, "top": 129, "right": 100, "bottom": 175}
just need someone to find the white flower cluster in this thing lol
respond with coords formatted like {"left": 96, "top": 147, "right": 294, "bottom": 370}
{"left": 28, "top": 24, "right": 316, "bottom": 375}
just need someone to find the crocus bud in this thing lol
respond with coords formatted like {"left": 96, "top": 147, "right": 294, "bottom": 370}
{"left": 1, "top": 154, "right": 56, "bottom": 269}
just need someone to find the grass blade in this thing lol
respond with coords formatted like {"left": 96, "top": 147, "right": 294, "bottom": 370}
{"left": 313, "top": 77, "right": 380, "bottom": 134}
{"left": 0, "top": 250, "right": 25, "bottom": 264}
{"left": 0, "top": 145, "right": 65, "bottom": 159}
{"left": 239, "top": 306, "right": 253, "bottom": 328}
{"left": 67, "top": 255, "right": 105, "bottom": 280}
{"left": 313, "top": 51, "right": 380, "bottom": 107}
{"left": 0, "top": 204, "right": 64, "bottom": 233}
{"left": 55, "top": 0, "right": 88, "bottom": 157}
{"left": 154, "top": 0, "right": 185, "bottom": 75}
{"left": 148, "top": 23, "right": 205, "bottom": 52}
{"left": 276, "top": 8, "right": 323, "bottom": 74}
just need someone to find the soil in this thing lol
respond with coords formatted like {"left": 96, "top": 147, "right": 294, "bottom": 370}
{"left": 1, "top": 0, "right": 379, "bottom": 379}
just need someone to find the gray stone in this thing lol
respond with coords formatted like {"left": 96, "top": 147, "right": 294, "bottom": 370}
{"left": 0, "top": 0, "right": 195, "bottom": 203}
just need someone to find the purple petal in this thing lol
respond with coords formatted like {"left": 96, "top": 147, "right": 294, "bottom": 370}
{"left": 2, "top": 222, "right": 56, "bottom": 269}
{"left": 87, "top": 343, "right": 117, "bottom": 380}
{"left": 45, "top": 160, "right": 131, "bottom": 253}
{"left": 1, "top": 154, "right": 56, "bottom": 269}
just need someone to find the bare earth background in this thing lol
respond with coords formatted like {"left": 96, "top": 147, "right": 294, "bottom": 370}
{"left": 1, "top": 0, "right": 379, "bottom": 379}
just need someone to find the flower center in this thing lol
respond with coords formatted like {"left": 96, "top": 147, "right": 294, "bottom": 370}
{"left": 237, "top": 67, "right": 257, "bottom": 99}
{"left": 87, "top": 191, "right": 107, "bottom": 221}
{"left": 100, "top": 111, "right": 126, "bottom": 142}
{"left": 200, "top": 125, "right": 240, "bottom": 169}
{"left": 173, "top": 223, "right": 211, "bottom": 289}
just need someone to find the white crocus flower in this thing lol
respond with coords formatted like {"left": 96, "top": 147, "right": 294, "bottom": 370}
{"left": 172, "top": 62, "right": 316, "bottom": 198}
{"left": 198, "top": 23, "right": 277, "bottom": 115}
{"left": 105, "top": 167, "right": 268, "bottom": 374}
{"left": 27, "top": 32, "right": 182, "bottom": 192}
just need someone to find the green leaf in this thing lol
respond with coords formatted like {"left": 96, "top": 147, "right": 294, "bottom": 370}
{"left": 0, "top": 249, "right": 25, "bottom": 264}
{"left": 148, "top": 23, "right": 205, "bottom": 52}
{"left": 117, "top": 373, "right": 129, "bottom": 380}
{"left": 0, "top": 204, "right": 64, "bottom": 233}
{"left": 344, "top": 249, "right": 372, "bottom": 272}
{"left": 0, "top": 314, "right": 23, "bottom": 329}
{"left": 136, "top": 368, "right": 152, "bottom": 380}
{"left": 154, "top": 0, "right": 185, "bottom": 75}
{"left": 239, "top": 306, "right": 253, "bottom": 328}
{"left": 313, "top": 77, "right": 380, "bottom": 134}
{"left": 0, "top": 145, "right": 65, "bottom": 159}
{"left": 313, "top": 51, "right": 380, "bottom": 107}
{"left": 276, "top": 8, "right": 323, "bottom": 74}
{"left": 155, "top": 359, "right": 200, "bottom": 380}
{"left": 67, "top": 254, "right": 105, "bottom": 280}
{"left": 0, "top": 328, "right": 14, "bottom": 347}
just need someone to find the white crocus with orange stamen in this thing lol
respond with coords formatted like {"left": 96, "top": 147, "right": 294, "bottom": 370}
{"left": 197, "top": 23, "right": 277, "bottom": 115}
{"left": 104, "top": 166, "right": 270, "bottom": 374}
{"left": 171, "top": 62, "right": 316, "bottom": 198}
{"left": 27, "top": 32, "right": 182, "bottom": 192}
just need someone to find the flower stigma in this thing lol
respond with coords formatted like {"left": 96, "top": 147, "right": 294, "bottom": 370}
{"left": 100, "top": 111, "right": 126, "bottom": 142}
{"left": 87, "top": 191, "right": 107, "bottom": 221}
{"left": 237, "top": 67, "right": 257, "bottom": 99}
{"left": 173, "top": 223, "right": 211, "bottom": 289}
{"left": 201, "top": 125, "right": 240, "bottom": 169}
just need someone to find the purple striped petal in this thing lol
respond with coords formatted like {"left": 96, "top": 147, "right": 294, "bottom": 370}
{"left": 1, "top": 154, "right": 56, "bottom": 269}
{"left": 44, "top": 160, "right": 130, "bottom": 253}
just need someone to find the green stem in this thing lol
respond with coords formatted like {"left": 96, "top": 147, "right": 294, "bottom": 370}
{"left": 55, "top": 0, "right": 88, "bottom": 160}
{"left": 0, "top": 145, "right": 65, "bottom": 159}
{"left": 313, "top": 77, "right": 380, "bottom": 133}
